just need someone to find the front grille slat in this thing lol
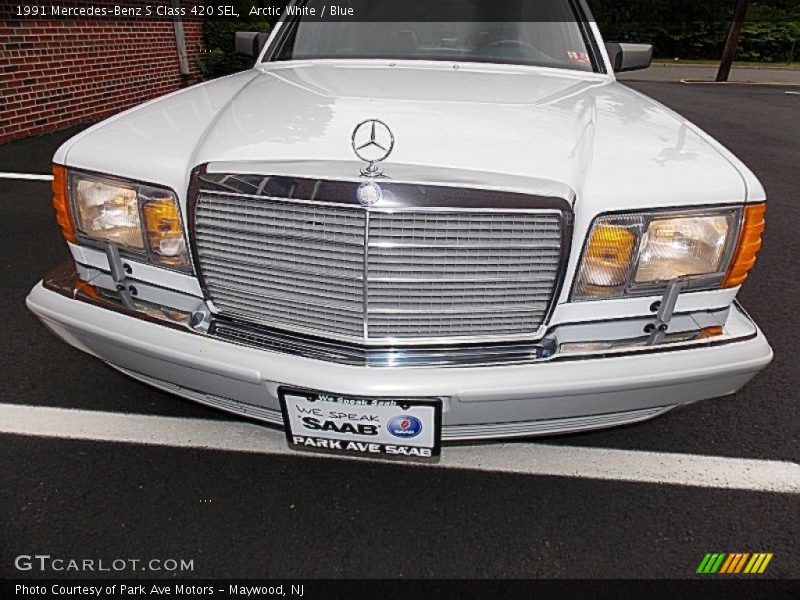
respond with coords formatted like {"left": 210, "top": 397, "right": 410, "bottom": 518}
{"left": 367, "top": 312, "right": 546, "bottom": 338}
{"left": 200, "top": 254, "right": 364, "bottom": 282}
{"left": 194, "top": 190, "right": 564, "bottom": 342}
{"left": 196, "top": 195, "right": 366, "bottom": 338}
{"left": 213, "top": 292, "right": 365, "bottom": 338}
{"left": 197, "top": 211, "right": 364, "bottom": 246}
{"left": 205, "top": 279, "right": 364, "bottom": 313}
{"left": 366, "top": 210, "right": 561, "bottom": 339}
{"left": 200, "top": 245, "right": 364, "bottom": 279}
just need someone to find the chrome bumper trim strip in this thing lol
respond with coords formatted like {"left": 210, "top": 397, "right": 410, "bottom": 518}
{"left": 108, "top": 365, "right": 676, "bottom": 441}
{"left": 43, "top": 261, "right": 756, "bottom": 369}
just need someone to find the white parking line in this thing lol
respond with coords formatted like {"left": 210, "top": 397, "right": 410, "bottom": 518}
{"left": 0, "top": 172, "right": 54, "bottom": 181}
{"left": 1, "top": 403, "right": 799, "bottom": 493}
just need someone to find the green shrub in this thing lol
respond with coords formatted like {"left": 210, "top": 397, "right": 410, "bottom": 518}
{"left": 196, "top": 8, "right": 273, "bottom": 79}
{"left": 592, "top": 0, "right": 800, "bottom": 63}
{"left": 194, "top": 1, "right": 800, "bottom": 73}
{"left": 739, "top": 6, "right": 800, "bottom": 62}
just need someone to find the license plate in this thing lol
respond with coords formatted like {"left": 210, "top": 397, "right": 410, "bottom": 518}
{"left": 279, "top": 387, "right": 442, "bottom": 459}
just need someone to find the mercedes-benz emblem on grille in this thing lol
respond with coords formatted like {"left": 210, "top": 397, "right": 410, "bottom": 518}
{"left": 357, "top": 181, "right": 383, "bottom": 207}
{"left": 352, "top": 119, "right": 394, "bottom": 177}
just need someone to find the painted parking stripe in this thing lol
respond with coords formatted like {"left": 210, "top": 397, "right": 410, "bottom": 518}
{"left": 1, "top": 403, "right": 799, "bottom": 493}
{"left": 0, "top": 172, "right": 54, "bottom": 181}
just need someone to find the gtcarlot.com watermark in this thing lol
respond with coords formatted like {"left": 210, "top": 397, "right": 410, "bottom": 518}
{"left": 14, "top": 554, "right": 194, "bottom": 573}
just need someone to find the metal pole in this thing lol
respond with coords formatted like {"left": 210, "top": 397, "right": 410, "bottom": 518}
{"left": 716, "top": 0, "right": 750, "bottom": 82}
{"left": 171, "top": 0, "right": 191, "bottom": 79}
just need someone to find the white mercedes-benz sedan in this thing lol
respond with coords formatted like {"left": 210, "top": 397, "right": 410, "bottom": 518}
{"left": 27, "top": 0, "right": 772, "bottom": 459}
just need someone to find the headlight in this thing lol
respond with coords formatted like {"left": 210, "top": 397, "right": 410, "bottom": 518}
{"left": 634, "top": 213, "right": 737, "bottom": 284}
{"left": 572, "top": 207, "right": 744, "bottom": 300}
{"left": 72, "top": 175, "right": 142, "bottom": 249}
{"left": 68, "top": 171, "right": 191, "bottom": 272}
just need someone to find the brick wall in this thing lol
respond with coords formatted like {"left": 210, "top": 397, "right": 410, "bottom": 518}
{"left": 0, "top": 5, "right": 204, "bottom": 144}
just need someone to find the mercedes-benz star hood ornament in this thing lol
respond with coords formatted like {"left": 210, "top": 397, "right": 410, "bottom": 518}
{"left": 352, "top": 119, "right": 394, "bottom": 177}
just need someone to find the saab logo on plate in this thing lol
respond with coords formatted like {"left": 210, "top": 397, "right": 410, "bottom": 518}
{"left": 387, "top": 416, "right": 422, "bottom": 438}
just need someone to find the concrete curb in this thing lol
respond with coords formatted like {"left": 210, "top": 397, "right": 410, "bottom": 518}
{"left": 679, "top": 79, "right": 800, "bottom": 86}
{"left": 652, "top": 62, "right": 800, "bottom": 72}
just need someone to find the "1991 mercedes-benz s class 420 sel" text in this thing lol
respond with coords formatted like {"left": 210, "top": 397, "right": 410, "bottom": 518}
{"left": 27, "top": 0, "right": 772, "bottom": 459}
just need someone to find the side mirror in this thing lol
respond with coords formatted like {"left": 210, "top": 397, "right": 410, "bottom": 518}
{"left": 605, "top": 43, "right": 653, "bottom": 73}
{"left": 235, "top": 31, "right": 269, "bottom": 57}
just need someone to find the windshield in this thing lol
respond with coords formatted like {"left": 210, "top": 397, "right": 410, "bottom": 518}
{"left": 271, "top": 0, "right": 596, "bottom": 72}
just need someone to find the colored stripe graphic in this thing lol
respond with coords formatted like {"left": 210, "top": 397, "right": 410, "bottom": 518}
{"left": 696, "top": 554, "right": 713, "bottom": 573}
{"left": 710, "top": 553, "right": 726, "bottom": 573}
{"left": 697, "top": 553, "right": 727, "bottom": 573}
{"left": 719, "top": 554, "right": 736, "bottom": 573}
{"left": 758, "top": 554, "right": 773, "bottom": 573}
{"left": 721, "top": 553, "right": 736, "bottom": 573}
{"left": 744, "top": 553, "right": 774, "bottom": 574}
{"left": 744, "top": 554, "right": 760, "bottom": 573}
{"left": 699, "top": 552, "right": 773, "bottom": 574}
{"left": 733, "top": 553, "right": 749, "bottom": 573}
{"left": 720, "top": 552, "right": 750, "bottom": 573}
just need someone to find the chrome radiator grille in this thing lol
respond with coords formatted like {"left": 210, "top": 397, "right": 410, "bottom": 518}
{"left": 195, "top": 197, "right": 366, "bottom": 338}
{"left": 366, "top": 211, "right": 561, "bottom": 338}
{"left": 194, "top": 191, "right": 565, "bottom": 343}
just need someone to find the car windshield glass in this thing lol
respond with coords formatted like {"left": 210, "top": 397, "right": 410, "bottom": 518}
{"left": 271, "top": 0, "right": 595, "bottom": 72}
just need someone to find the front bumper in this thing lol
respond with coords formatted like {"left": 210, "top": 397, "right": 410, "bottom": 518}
{"left": 26, "top": 264, "right": 773, "bottom": 441}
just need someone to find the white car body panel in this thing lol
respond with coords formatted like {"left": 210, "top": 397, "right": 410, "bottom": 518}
{"left": 60, "top": 61, "right": 749, "bottom": 211}
{"left": 57, "top": 60, "right": 755, "bottom": 315}
{"left": 27, "top": 283, "right": 772, "bottom": 439}
{"left": 32, "top": 5, "right": 772, "bottom": 441}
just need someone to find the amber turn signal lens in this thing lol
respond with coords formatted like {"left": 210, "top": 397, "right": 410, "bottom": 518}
{"left": 583, "top": 224, "right": 637, "bottom": 285}
{"left": 698, "top": 325, "right": 724, "bottom": 339}
{"left": 723, "top": 203, "right": 766, "bottom": 288}
{"left": 74, "top": 279, "right": 101, "bottom": 300}
{"left": 141, "top": 198, "right": 190, "bottom": 269}
{"left": 143, "top": 198, "right": 181, "bottom": 236}
{"left": 572, "top": 217, "right": 643, "bottom": 299}
{"left": 51, "top": 165, "right": 77, "bottom": 243}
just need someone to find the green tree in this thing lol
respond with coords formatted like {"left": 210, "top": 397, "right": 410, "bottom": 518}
{"left": 591, "top": 0, "right": 799, "bottom": 63}
{"left": 196, "top": 2, "right": 275, "bottom": 78}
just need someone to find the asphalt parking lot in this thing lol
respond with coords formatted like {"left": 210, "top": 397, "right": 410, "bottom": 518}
{"left": 1, "top": 81, "right": 798, "bottom": 580}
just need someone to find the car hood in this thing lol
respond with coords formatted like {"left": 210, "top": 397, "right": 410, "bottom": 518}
{"left": 62, "top": 61, "right": 749, "bottom": 212}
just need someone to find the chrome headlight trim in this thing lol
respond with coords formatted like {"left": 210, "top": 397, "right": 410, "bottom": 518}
{"left": 67, "top": 168, "right": 193, "bottom": 274}
{"left": 571, "top": 205, "right": 743, "bottom": 301}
